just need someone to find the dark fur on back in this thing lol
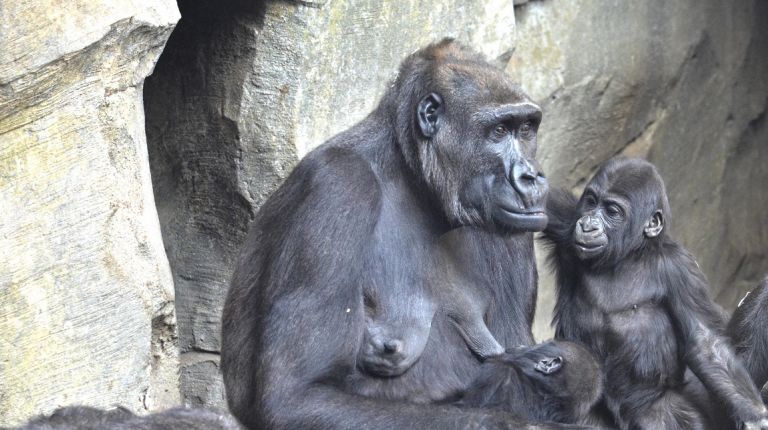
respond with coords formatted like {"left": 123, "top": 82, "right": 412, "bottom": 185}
{"left": 729, "top": 277, "right": 768, "bottom": 393}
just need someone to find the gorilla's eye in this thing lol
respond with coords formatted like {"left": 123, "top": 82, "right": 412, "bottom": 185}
{"left": 605, "top": 203, "right": 624, "bottom": 219}
{"left": 493, "top": 124, "right": 509, "bottom": 138}
{"left": 583, "top": 194, "right": 597, "bottom": 208}
{"left": 519, "top": 121, "right": 533, "bottom": 138}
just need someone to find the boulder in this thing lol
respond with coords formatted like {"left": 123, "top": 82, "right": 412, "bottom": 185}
{"left": 0, "top": 0, "right": 180, "bottom": 425}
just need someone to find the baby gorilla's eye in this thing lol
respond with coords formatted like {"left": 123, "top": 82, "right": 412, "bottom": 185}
{"left": 606, "top": 203, "right": 623, "bottom": 219}
{"left": 583, "top": 194, "right": 597, "bottom": 208}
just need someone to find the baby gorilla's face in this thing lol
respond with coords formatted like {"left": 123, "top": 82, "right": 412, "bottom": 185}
{"left": 569, "top": 158, "right": 667, "bottom": 269}
{"left": 571, "top": 187, "right": 624, "bottom": 262}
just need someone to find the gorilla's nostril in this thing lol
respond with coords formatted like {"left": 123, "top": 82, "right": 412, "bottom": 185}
{"left": 512, "top": 160, "right": 543, "bottom": 188}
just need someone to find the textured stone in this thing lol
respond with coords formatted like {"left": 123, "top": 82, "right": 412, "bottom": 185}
{"left": 0, "top": 0, "right": 180, "bottom": 426}
{"left": 144, "top": 0, "right": 517, "bottom": 406}
{"left": 507, "top": 0, "right": 768, "bottom": 340}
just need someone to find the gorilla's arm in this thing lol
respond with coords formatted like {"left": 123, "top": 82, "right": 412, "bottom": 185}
{"left": 661, "top": 244, "right": 768, "bottom": 426}
{"left": 542, "top": 187, "right": 578, "bottom": 246}
{"left": 222, "top": 148, "right": 575, "bottom": 430}
{"left": 729, "top": 277, "right": 768, "bottom": 389}
{"left": 539, "top": 188, "right": 580, "bottom": 340}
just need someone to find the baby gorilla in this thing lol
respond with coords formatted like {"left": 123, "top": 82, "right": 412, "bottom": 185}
{"left": 542, "top": 157, "right": 768, "bottom": 430}
{"left": 459, "top": 341, "right": 603, "bottom": 425}
{"left": 358, "top": 229, "right": 503, "bottom": 377}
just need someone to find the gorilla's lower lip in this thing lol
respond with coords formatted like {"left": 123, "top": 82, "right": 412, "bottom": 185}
{"left": 493, "top": 206, "right": 548, "bottom": 232}
{"left": 496, "top": 203, "right": 545, "bottom": 217}
{"left": 575, "top": 242, "right": 606, "bottom": 252}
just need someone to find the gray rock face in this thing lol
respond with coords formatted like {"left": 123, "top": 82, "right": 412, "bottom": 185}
{"left": 507, "top": 0, "right": 768, "bottom": 340}
{"left": 0, "top": 0, "right": 180, "bottom": 426}
{"left": 144, "top": 0, "right": 517, "bottom": 407}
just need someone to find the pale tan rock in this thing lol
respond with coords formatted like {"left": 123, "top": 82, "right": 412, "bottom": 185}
{"left": 0, "top": 0, "right": 180, "bottom": 425}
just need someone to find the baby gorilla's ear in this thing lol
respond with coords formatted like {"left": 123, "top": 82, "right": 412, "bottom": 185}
{"left": 643, "top": 210, "right": 664, "bottom": 238}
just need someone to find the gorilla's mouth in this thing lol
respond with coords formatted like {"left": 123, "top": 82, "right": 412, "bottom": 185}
{"left": 494, "top": 205, "right": 548, "bottom": 232}
{"left": 573, "top": 240, "right": 607, "bottom": 256}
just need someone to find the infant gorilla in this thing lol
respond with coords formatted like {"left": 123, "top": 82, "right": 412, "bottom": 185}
{"left": 357, "top": 227, "right": 503, "bottom": 377}
{"left": 542, "top": 157, "right": 768, "bottom": 430}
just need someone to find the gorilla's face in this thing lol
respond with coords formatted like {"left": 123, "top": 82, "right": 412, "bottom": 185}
{"left": 571, "top": 157, "right": 667, "bottom": 268}
{"left": 410, "top": 60, "right": 548, "bottom": 233}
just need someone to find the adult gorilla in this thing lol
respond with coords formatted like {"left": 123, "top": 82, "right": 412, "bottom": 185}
{"left": 221, "top": 39, "right": 597, "bottom": 429}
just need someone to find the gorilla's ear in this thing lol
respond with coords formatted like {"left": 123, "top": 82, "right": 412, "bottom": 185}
{"left": 644, "top": 210, "right": 664, "bottom": 238}
{"left": 417, "top": 93, "right": 444, "bottom": 138}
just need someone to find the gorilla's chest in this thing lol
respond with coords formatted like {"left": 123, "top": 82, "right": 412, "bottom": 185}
{"left": 347, "top": 315, "right": 485, "bottom": 403}
{"left": 573, "top": 275, "right": 681, "bottom": 384}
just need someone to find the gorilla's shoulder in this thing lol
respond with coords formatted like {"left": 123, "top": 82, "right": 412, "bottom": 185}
{"left": 268, "top": 143, "right": 383, "bottom": 226}
{"left": 298, "top": 144, "right": 380, "bottom": 194}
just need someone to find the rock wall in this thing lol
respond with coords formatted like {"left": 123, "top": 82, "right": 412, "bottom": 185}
{"left": 144, "top": 0, "right": 517, "bottom": 407}
{"left": 508, "top": 0, "right": 768, "bottom": 340}
{"left": 0, "top": 0, "right": 180, "bottom": 426}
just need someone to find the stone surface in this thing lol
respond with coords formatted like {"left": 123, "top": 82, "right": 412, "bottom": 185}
{"left": 507, "top": 0, "right": 768, "bottom": 341}
{"left": 144, "top": 0, "right": 517, "bottom": 406}
{"left": 0, "top": 0, "right": 180, "bottom": 426}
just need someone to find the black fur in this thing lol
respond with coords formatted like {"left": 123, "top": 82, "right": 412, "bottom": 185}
{"left": 221, "top": 39, "right": 597, "bottom": 429}
{"left": 541, "top": 157, "right": 768, "bottom": 429}
{"left": 459, "top": 341, "right": 603, "bottom": 424}
{"left": 16, "top": 406, "right": 242, "bottom": 430}
{"left": 729, "top": 277, "right": 768, "bottom": 399}
{"left": 355, "top": 227, "right": 509, "bottom": 379}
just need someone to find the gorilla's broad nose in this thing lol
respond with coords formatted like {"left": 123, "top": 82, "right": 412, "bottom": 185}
{"left": 581, "top": 216, "right": 600, "bottom": 232}
{"left": 511, "top": 159, "right": 547, "bottom": 208}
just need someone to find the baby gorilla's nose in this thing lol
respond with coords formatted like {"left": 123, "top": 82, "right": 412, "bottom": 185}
{"left": 580, "top": 215, "right": 601, "bottom": 233}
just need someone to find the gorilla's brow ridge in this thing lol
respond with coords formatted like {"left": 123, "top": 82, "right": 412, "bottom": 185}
{"left": 470, "top": 102, "right": 542, "bottom": 124}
